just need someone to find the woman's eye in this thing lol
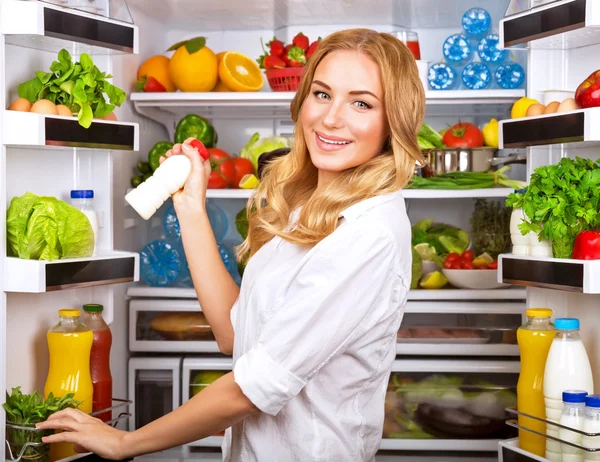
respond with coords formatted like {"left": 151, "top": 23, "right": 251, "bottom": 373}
{"left": 353, "top": 100, "right": 372, "bottom": 109}
{"left": 313, "top": 91, "right": 329, "bottom": 100}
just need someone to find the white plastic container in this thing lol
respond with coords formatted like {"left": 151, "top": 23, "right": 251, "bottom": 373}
{"left": 560, "top": 390, "right": 589, "bottom": 461}
{"left": 529, "top": 230, "right": 553, "bottom": 258}
{"left": 510, "top": 207, "right": 531, "bottom": 255}
{"left": 582, "top": 395, "right": 600, "bottom": 462}
{"left": 70, "top": 190, "right": 99, "bottom": 255}
{"left": 125, "top": 155, "right": 192, "bottom": 220}
{"left": 544, "top": 318, "right": 594, "bottom": 457}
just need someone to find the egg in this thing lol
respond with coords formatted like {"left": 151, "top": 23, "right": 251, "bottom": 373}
{"left": 8, "top": 97, "right": 32, "bottom": 112}
{"left": 526, "top": 103, "right": 546, "bottom": 117}
{"left": 557, "top": 98, "right": 579, "bottom": 113}
{"left": 544, "top": 101, "right": 560, "bottom": 114}
{"left": 56, "top": 105, "right": 73, "bottom": 117}
{"left": 30, "top": 99, "right": 58, "bottom": 115}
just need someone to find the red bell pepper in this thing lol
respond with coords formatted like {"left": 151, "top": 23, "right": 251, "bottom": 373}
{"left": 572, "top": 230, "right": 600, "bottom": 260}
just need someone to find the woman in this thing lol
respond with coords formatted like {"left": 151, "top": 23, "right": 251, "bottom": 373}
{"left": 37, "top": 28, "right": 425, "bottom": 461}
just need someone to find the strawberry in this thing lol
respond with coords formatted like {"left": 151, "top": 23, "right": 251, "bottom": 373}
{"left": 306, "top": 37, "right": 322, "bottom": 59}
{"left": 264, "top": 55, "right": 286, "bottom": 69}
{"left": 292, "top": 32, "right": 309, "bottom": 52}
{"left": 267, "top": 37, "right": 284, "bottom": 57}
{"left": 136, "top": 75, "right": 166, "bottom": 92}
{"left": 281, "top": 44, "right": 294, "bottom": 67}
{"left": 189, "top": 139, "right": 210, "bottom": 161}
{"left": 286, "top": 45, "right": 306, "bottom": 67}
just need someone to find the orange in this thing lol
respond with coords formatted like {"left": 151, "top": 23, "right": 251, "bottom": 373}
{"left": 137, "top": 55, "right": 175, "bottom": 92}
{"left": 169, "top": 42, "right": 218, "bottom": 92}
{"left": 212, "top": 52, "right": 231, "bottom": 91}
{"left": 218, "top": 51, "right": 264, "bottom": 92}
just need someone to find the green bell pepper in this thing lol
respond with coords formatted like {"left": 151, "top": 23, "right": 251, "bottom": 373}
{"left": 148, "top": 141, "right": 174, "bottom": 172}
{"left": 174, "top": 114, "right": 218, "bottom": 147}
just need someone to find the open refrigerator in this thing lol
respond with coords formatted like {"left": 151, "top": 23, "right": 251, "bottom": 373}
{"left": 2, "top": 0, "right": 587, "bottom": 461}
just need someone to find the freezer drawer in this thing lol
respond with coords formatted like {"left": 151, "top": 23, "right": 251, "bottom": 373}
{"left": 397, "top": 301, "right": 525, "bottom": 356}
{"left": 182, "top": 357, "right": 233, "bottom": 447}
{"left": 129, "top": 299, "right": 220, "bottom": 353}
{"left": 128, "top": 357, "right": 181, "bottom": 431}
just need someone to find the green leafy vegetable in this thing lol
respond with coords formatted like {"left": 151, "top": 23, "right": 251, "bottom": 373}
{"left": 7, "top": 192, "right": 95, "bottom": 261}
{"left": 506, "top": 157, "right": 600, "bottom": 258}
{"left": 418, "top": 123, "right": 444, "bottom": 150}
{"left": 240, "top": 132, "right": 292, "bottom": 172}
{"left": 411, "top": 220, "right": 470, "bottom": 256}
{"left": 4, "top": 387, "right": 81, "bottom": 462}
{"left": 410, "top": 247, "right": 422, "bottom": 290}
{"left": 408, "top": 166, "right": 527, "bottom": 190}
{"left": 18, "top": 49, "right": 126, "bottom": 128}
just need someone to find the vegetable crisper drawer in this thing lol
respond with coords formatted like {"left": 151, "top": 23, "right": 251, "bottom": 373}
{"left": 129, "top": 299, "right": 219, "bottom": 353}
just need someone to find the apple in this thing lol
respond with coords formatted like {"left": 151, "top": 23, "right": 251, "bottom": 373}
{"left": 575, "top": 70, "right": 600, "bottom": 108}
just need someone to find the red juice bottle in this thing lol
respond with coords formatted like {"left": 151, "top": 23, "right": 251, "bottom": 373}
{"left": 82, "top": 303, "right": 113, "bottom": 422}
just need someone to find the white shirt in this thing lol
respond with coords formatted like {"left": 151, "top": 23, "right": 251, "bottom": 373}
{"left": 223, "top": 190, "right": 412, "bottom": 462}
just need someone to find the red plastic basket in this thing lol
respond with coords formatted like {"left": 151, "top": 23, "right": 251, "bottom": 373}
{"left": 266, "top": 67, "right": 306, "bottom": 92}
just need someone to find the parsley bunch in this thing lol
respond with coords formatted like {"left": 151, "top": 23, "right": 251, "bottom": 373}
{"left": 506, "top": 157, "right": 600, "bottom": 258}
{"left": 4, "top": 387, "right": 81, "bottom": 461}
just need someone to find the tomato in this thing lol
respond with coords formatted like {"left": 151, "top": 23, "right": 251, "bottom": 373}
{"left": 445, "top": 252, "right": 460, "bottom": 262}
{"left": 442, "top": 122, "right": 484, "bottom": 148}
{"left": 488, "top": 261, "right": 498, "bottom": 270}
{"left": 231, "top": 157, "right": 255, "bottom": 188}
{"left": 460, "top": 259, "right": 475, "bottom": 269}
{"left": 208, "top": 170, "right": 229, "bottom": 189}
{"left": 461, "top": 250, "right": 474, "bottom": 262}
{"left": 207, "top": 148, "right": 235, "bottom": 187}
{"left": 443, "top": 260, "right": 454, "bottom": 269}
{"left": 450, "top": 261, "right": 461, "bottom": 269}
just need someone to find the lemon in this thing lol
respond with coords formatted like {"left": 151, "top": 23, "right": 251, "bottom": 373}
{"left": 511, "top": 97, "right": 540, "bottom": 119}
{"left": 218, "top": 51, "right": 264, "bottom": 92}
{"left": 473, "top": 252, "right": 494, "bottom": 268}
{"left": 414, "top": 243, "right": 437, "bottom": 261}
{"left": 239, "top": 173, "right": 259, "bottom": 189}
{"left": 420, "top": 271, "right": 448, "bottom": 290}
{"left": 482, "top": 118, "right": 499, "bottom": 148}
{"left": 168, "top": 37, "right": 218, "bottom": 92}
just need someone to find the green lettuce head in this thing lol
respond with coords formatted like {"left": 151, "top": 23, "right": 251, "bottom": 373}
{"left": 240, "top": 132, "right": 292, "bottom": 172}
{"left": 7, "top": 192, "right": 94, "bottom": 261}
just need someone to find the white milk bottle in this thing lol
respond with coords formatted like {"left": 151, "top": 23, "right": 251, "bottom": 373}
{"left": 582, "top": 395, "right": 600, "bottom": 462}
{"left": 560, "top": 390, "right": 589, "bottom": 462}
{"left": 545, "top": 319, "right": 594, "bottom": 461}
{"left": 510, "top": 202, "right": 531, "bottom": 255}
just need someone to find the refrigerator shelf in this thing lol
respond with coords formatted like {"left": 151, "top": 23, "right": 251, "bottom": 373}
{"left": 4, "top": 251, "right": 139, "bottom": 293}
{"left": 498, "top": 253, "right": 600, "bottom": 294}
{"left": 397, "top": 343, "right": 519, "bottom": 357}
{"left": 1, "top": 0, "right": 139, "bottom": 54}
{"left": 131, "top": 89, "right": 525, "bottom": 124}
{"left": 499, "top": 107, "right": 600, "bottom": 149}
{"left": 3, "top": 111, "right": 140, "bottom": 151}
{"left": 6, "top": 398, "right": 132, "bottom": 462}
{"left": 500, "top": 0, "right": 600, "bottom": 50}
{"left": 126, "top": 284, "right": 527, "bottom": 301}
{"left": 499, "top": 438, "right": 549, "bottom": 462}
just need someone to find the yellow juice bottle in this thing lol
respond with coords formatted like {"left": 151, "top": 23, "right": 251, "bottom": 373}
{"left": 517, "top": 308, "right": 556, "bottom": 456}
{"left": 44, "top": 309, "right": 93, "bottom": 461}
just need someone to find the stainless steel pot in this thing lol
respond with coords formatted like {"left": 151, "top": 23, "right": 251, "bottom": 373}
{"left": 418, "top": 147, "right": 527, "bottom": 178}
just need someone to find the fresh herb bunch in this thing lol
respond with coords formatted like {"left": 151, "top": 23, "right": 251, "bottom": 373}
{"left": 4, "top": 387, "right": 81, "bottom": 462}
{"left": 408, "top": 166, "right": 527, "bottom": 190}
{"left": 18, "top": 49, "right": 126, "bottom": 128}
{"left": 506, "top": 157, "right": 600, "bottom": 258}
{"left": 470, "top": 199, "right": 511, "bottom": 259}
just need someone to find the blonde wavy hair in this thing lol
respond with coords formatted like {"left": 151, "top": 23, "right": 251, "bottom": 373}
{"left": 236, "top": 28, "right": 425, "bottom": 262}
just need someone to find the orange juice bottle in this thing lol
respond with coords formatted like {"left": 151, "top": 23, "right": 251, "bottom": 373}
{"left": 517, "top": 308, "right": 556, "bottom": 456}
{"left": 44, "top": 309, "right": 93, "bottom": 461}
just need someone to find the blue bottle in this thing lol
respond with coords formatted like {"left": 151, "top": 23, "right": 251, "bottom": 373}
{"left": 162, "top": 200, "right": 228, "bottom": 243}
{"left": 478, "top": 34, "right": 509, "bottom": 65}
{"left": 495, "top": 62, "right": 526, "bottom": 89}
{"left": 140, "top": 239, "right": 185, "bottom": 287}
{"left": 442, "top": 34, "right": 473, "bottom": 67}
{"left": 462, "top": 8, "right": 492, "bottom": 40}
{"left": 427, "top": 63, "right": 458, "bottom": 90}
{"left": 462, "top": 62, "right": 492, "bottom": 90}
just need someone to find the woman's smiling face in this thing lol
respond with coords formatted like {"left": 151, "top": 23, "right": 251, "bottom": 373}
{"left": 301, "top": 49, "right": 387, "bottom": 185}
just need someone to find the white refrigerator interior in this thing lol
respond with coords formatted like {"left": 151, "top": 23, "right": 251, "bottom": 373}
{"left": 0, "top": 0, "right": 554, "bottom": 461}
